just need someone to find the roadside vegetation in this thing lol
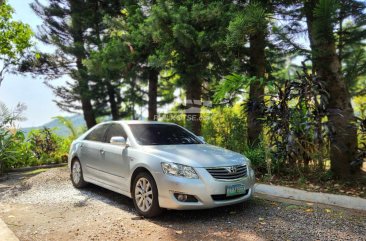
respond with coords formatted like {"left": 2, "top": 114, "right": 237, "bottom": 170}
{"left": 0, "top": 103, "right": 73, "bottom": 173}
{"left": 0, "top": 0, "right": 365, "bottom": 196}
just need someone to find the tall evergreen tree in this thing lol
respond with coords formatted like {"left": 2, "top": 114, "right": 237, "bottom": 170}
{"left": 149, "top": 0, "right": 231, "bottom": 134}
{"left": 85, "top": 1, "right": 172, "bottom": 121}
{"left": 304, "top": 0, "right": 359, "bottom": 177}
{"left": 28, "top": 0, "right": 125, "bottom": 126}
{"left": 31, "top": 0, "right": 97, "bottom": 128}
{"left": 118, "top": 1, "right": 163, "bottom": 121}
{"left": 83, "top": 0, "right": 124, "bottom": 120}
{"left": 227, "top": 1, "right": 270, "bottom": 147}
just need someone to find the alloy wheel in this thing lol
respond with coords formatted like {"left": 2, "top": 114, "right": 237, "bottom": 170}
{"left": 72, "top": 161, "right": 81, "bottom": 184}
{"left": 134, "top": 177, "right": 153, "bottom": 212}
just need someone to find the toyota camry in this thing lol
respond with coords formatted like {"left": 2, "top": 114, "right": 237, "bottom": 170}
{"left": 68, "top": 121, "right": 255, "bottom": 217}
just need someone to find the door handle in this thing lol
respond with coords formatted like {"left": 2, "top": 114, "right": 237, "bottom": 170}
{"left": 100, "top": 149, "right": 105, "bottom": 155}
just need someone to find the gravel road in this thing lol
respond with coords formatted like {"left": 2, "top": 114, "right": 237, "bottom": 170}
{"left": 0, "top": 167, "right": 365, "bottom": 241}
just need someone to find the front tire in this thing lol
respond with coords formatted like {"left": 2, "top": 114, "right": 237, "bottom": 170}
{"left": 132, "top": 172, "right": 162, "bottom": 217}
{"left": 71, "top": 159, "right": 88, "bottom": 188}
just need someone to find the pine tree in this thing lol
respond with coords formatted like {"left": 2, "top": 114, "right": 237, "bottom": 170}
{"left": 115, "top": 1, "right": 162, "bottom": 121}
{"left": 28, "top": 0, "right": 125, "bottom": 126}
{"left": 31, "top": 0, "right": 97, "bottom": 128}
{"left": 82, "top": 0, "right": 124, "bottom": 120}
{"left": 148, "top": 0, "right": 231, "bottom": 134}
{"left": 85, "top": 1, "right": 178, "bottom": 121}
{"left": 304, "top": 0, "right": 359, "bottom": 177}
{"left": 227, "top": 1, "right": 271, "bottom": 147}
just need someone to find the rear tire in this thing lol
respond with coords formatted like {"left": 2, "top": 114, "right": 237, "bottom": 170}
{"left": 71, "top": 159, "right": 88, "bottom": 188}
{"left": 132, "top": 172, "right": 162, "bottom": 218}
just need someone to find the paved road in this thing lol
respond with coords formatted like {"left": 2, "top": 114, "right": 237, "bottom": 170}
{"left": 0, "top": 167, "right": 365, "bottom": 241}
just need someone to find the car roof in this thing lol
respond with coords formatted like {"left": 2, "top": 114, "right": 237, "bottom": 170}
{"left": 105, "top": 120, "right": 176, "bottom": 125}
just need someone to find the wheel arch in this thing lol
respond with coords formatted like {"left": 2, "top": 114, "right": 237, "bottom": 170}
{"left": 70, "top": 156, "right": 88, "bottom": 176}
{"left": 70, "top": 156, "right": 80, "bottom": 169}
{"left": 130, "top": 166, "right": 154, "bottom": 194}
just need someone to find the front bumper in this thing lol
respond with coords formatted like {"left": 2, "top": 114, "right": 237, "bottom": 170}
{"left": 154, "top": 167, "right": 255, "bottom": 210}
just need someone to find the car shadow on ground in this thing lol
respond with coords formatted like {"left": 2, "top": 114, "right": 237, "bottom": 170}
{"left": 76, "top": 183, "right": 135, "bottom": 208}
{"left": 77, "top": 181, "right": 267, "bottom": 221}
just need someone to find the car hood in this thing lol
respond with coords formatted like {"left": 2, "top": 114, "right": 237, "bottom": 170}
{"left": 142, "top": 144, "right": 248, "bottom": 168}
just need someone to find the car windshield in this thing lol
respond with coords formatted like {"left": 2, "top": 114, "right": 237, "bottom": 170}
{"left": 128, "top": 124, "right": 203, "bottom": 145}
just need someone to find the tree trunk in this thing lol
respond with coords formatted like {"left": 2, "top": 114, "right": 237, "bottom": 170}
{"left": 80, "top": 91, "right": 97, "bottom": 129}
{"left": 247, "top": 31, "right": 265, "bottom": 147}
{"left": 185, "top": 78, "right": 202, "bottom": 135}
{"left": 148, "top": 68, "right": 158, "bottom": 121}
{"left": 305, "top": 0, "right": 358, "bottom": 178}
{"left": 76, "top": 59, "right": 96, "bottom": 129}
{"left": 107, "top": 82, "right": 119, "bottom": 120}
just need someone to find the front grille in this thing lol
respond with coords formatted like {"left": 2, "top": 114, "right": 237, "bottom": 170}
{"left": 206, "top": 165, "right": 247, "bottom": 180}
{"left": 211, "top": 190, "right": 249, "bottom": 201}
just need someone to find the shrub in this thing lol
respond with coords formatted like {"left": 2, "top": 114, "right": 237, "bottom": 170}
{"left": 0, "top": 102, "right": 38, "bottom": 173}
{"left": 0, "top": 129, "right": 37, "bottom": 172}
{"left": 28, "top": 128, "right": 58, "bottom": 159}
{"left": 201, "top": 104, "right": 247, "bottom": 153}
{"left": 28, "top": 128, "right": 70, "bottom": 165}
{"left": 243, "top": 145, "right": 267, "bottom": 176}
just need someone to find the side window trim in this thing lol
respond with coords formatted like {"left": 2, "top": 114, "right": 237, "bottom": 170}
{"left": 104, "top": 125, "right": 113, "bottom": 144}
{"left": 101, "top": 124, "right": 110, "bottom": 143}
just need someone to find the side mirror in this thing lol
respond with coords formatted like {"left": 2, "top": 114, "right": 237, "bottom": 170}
{"left": 197, "top": 136, "right": 205, "bottom": 142}
{"left": 110, "top": 136, "right": 127, "bottom": 146}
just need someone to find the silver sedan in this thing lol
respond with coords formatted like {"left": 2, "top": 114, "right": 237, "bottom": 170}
{"left": 68, "top": 121, "right": 255, "bottom": 217}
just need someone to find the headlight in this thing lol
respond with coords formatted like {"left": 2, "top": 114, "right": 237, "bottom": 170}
{"left": 161, "top": 162, "right": 199, "bottom": 179}
{"left": 245, "top": 158, "right": 251, "bottom": 169}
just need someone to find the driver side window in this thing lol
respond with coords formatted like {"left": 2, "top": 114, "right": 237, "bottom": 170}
{"left": 104, "top": 124, "right": 127, "bottom": 143}
{"left": 84, "top": 124, "right": 109, "bottom": 142}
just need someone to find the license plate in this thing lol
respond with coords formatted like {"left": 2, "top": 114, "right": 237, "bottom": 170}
{"left": 226, "top": 184, "right": 246, "bottom": 196}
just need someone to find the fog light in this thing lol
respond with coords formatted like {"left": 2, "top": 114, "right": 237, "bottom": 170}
{"left": 177, "top": 194, "right": 187, "bottom": 202}
{"left": 173, "top": 193, "right": 198, "bottom": 202}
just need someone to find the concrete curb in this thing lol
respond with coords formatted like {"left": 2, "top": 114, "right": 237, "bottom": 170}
{"left": 255, "top": 183, "right": 366, "bottom": 211}
{"left": 0, "top": 218, "right": 19, "bottom": 241}
{"left": 8, "top": 163, "right": 67, "bottom": 173}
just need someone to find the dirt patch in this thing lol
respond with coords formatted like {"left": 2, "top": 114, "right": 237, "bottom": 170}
{"left": 0, "top": 167, "right": 365, "bottom": 241}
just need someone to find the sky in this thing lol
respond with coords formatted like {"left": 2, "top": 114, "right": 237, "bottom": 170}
{"left": 0, "top": 0, "right": 70, "bottom": 128}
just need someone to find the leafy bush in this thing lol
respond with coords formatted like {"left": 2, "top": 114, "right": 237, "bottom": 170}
{"left": 28, "top": 128, "right": 58, "bottom": 159}
{"left": 0, "top": 102, "right": 35, "bottom": 174}
{"left": 243, "top": 145, "right": 267, "bottom": 176}
{"left": 356, "top": 116, "right": 366, "bottom": 169}
{"left": 0, "top": 104, "right": 82, "bottom": 173}
{"left": 201, "top": 104, "right": 247, "bottom": 153}
{"left": 28, "top": 128, "right": 70, "bottom": 165}
{"left": 0, "top": 129, "right": 18, "bottom": 173}
{"left": 0, "top": 129, "right": 38, "bottom": 171}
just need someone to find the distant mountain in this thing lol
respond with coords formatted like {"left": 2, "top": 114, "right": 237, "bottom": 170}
{"left": 21, "top": 114, "right": 86, "bottom": 137}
